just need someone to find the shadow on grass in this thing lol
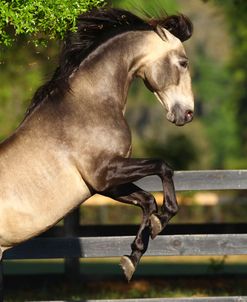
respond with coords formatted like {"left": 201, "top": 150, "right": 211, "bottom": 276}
{"left": 3, "top": 274, "right": 247, "bottom": 301}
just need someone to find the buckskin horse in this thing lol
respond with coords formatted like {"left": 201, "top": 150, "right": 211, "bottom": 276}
{"left": 0, "top": 8, "right": 194, "bottom": 280}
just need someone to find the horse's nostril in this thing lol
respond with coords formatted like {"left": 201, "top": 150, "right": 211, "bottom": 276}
{"left": 185, "top": 110, "right": 194, "bottom": 122}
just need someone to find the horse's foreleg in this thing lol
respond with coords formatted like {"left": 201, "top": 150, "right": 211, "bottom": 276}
{"left": 93, "top": 157, "right": 177, "bottom": 238}
{"left": 92, "top": 157, "right": 178, "bottom": 266}
{"left": 103, "top": 183, "right": 158, "bottom": 281}
{"left": 150, "top": 174, "right": 179, "bottom": 239}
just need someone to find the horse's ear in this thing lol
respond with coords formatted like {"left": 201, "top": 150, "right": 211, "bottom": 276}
{"left": 155, "top": 25, "right": 177, "bottom": 42}
{"left": 151, "top": 14, "right": 193, "bottom": 42}
{"left": 155, "top": 25, "right": 168, "bottom": 41}
{"left": 161, "top": 15, "right": 193, "bottom": 42}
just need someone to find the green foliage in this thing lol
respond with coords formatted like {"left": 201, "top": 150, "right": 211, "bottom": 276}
{"left": 111, "top": 0, "right": 178, "bottom": 15}
{"left": 210, "top": 0, "right": 247, "bottom": 166}
{"left": 221, "top": 1, "right": 247, "bottom": 154}
{"left": 193, "top": 45, "right": 241, "bottom": 168}
{"left": 141, "top": 134, "right": 198, "bottom": 170}
{"left": 0, "top": 39, "right": 58, "bottom": 140}
{"left": 0, "top": 0, "right": 105, "bottom": 46}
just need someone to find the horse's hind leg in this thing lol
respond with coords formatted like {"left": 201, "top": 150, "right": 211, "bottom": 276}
{"left": 104, "top": 183, "right": 158, "bottom": 281}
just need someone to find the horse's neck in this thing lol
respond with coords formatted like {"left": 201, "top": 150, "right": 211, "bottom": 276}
{"left": 70, "top": 31, "right": 153, "bottom": 111}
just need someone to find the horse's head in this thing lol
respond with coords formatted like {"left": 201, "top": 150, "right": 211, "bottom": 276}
{"left": 138, "top": 16, "right": 194, "bottom": 126}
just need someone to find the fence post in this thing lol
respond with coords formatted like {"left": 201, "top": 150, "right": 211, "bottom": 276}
{"left": 64, "top": 208, "right": 80, "bottom": 280}
{"left": 0, "top": 258, "right": 3, "bottom": 302}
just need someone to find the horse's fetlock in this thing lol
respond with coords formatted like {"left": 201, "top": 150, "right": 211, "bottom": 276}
{"left": 131, "top": 238, "right": 144, "bottom": 252}
{"left": 163, "top": 203, "right": 179, "bottom": 216}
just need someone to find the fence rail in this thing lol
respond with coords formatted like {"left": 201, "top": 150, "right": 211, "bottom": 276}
{"left": 1, "top": 170, "right": 247, "bottom": 302}
{"left": 135, "top": 170, "right": 247, "bottom": 191}
{"left": 4, "top": 233, "right": 247, "bottom": 259}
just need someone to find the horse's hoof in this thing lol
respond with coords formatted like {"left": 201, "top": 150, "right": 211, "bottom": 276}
{"left": 150, "top": 214, "right": 162, "bottom": 239}
{"left": 120, "top": 255, "right": 135, "bottom": 282}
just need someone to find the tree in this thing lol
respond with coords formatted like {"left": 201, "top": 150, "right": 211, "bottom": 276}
{"left": 201, "top": 0, "right": 247, "bottom": 167}
{"left": 212, "top": 0, "right": 247, "bottom": 166}
{"left": 111, "top": 0, "right": 178, "bottom": 16}
{"left": 0, "top": 0, "right": 105, "bottom": 46}
{"left": 0, "top": 0, "right": 105, "bottom": 140}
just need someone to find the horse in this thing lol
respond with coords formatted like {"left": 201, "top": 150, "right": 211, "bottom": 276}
{"left": 0, "top": 8, "right": 194, "bottom": 281}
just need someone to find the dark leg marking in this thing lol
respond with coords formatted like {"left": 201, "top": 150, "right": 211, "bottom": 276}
{"left": 96, "top": 158, "right": 178, "bottom": 239}
{"left": 104, "top": 183, "right": 157, "bottom": 281}
{"left": 150, "top": 167, "right": 179, "bottom": 239}
{"left": 94, "top": 158, "right": 178, "bottom": 279}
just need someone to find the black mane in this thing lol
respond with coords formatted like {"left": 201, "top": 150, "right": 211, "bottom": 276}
{"left": 26, "top": 8, "right": 193, "bottom": 116}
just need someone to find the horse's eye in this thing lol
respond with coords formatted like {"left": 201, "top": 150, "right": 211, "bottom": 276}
{"left": 179, "top": 59, "right": 188, "bottom": 68}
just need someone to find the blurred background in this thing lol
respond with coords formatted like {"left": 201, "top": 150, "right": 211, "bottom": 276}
{"left": 1, "top": 0, "right": 247, "bottom": 170}
{"left": 1, "top": 0, "right": 246, "bottom": 223}
{"left": 1, "top": 0, "right": 247, "bottom": 300}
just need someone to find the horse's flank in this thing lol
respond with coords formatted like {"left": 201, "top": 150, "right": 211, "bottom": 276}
{"left": 0, "top": 113, "right": 91, "bottom": 251}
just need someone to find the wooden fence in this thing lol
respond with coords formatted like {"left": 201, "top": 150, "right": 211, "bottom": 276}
{"left": 1, "top": 170, "right": 247, "bottom": 302}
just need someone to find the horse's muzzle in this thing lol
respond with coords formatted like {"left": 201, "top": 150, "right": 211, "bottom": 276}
{"left": 168, "top": 104, "right": 194, "bottom": 126}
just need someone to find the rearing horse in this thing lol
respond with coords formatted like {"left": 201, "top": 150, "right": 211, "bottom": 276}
{"left": 0, "top": 8, "right": 194, "bottom": 280}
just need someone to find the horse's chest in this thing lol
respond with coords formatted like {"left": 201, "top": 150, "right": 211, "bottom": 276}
{"left": 76, "top": 121, "right": 131, "bottom": 158}
{"left": 97, "top": 129, "right": 131, "bottom": 156}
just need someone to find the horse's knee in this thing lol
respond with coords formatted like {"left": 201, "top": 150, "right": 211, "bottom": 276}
{"left": 159, "top": 161, "right": 174, "bottom": 179}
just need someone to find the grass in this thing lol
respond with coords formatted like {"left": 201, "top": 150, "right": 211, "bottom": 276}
{"left": 4, "top": 275, "right": 247, "bottom": 301}
{"left": 4, "top": 255, "right": 247, "bottom": 276}
{"left": 3, "top": 257, "right": 247, "bottom": 301}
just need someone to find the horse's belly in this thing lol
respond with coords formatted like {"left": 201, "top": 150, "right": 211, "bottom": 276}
{"left": 0, "top": 168, "right": 91, "bottom": 251}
